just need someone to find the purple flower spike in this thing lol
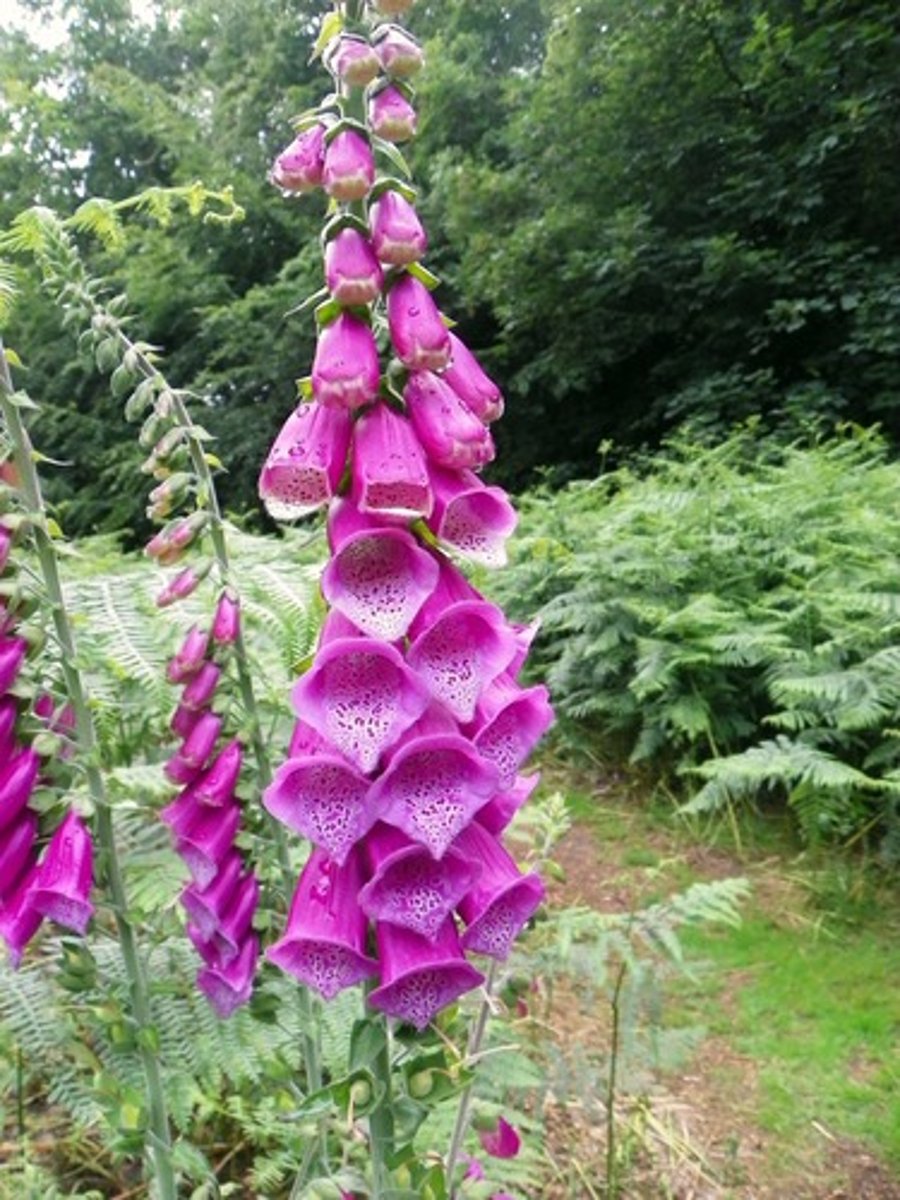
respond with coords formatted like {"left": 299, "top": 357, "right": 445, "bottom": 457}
{"left": 351, "top": 404, "right": 433, "bottom": 522}
{"left": 271, "top": 124, "right": 325, "bottom": 193}
{"left": 180, "top": 712, "right": 223, "bottom": 770}
{"left": 312, "top": 314, "right": 381, "bottom": 412}
{"left": 166, "top": 625, "right": 210, "bottom": 684}
{"left": 454, "top": 821, "right": 544, "bottom": 959}
{"left": 0, "top": 865, "right": 42, "bottom": 969}
{"left": 405, "top": 371, "right": 495, "bottom": 471}
{"left": 181, "top": 661, "right": 221, "bottom": 711}
{"left": 197, "top": 934, "right": 259, "bottom": 1018}
{"left": 263, "top": 754, "right": 375, "bottom": 864}
{"left": 387, "top": 274, "right": 451, "bottom": 371}
{"left": 0, "top": 695, "right": 18, "bottom": 760}
{"left": 0, "top": 809, "right": 38, "bottom": 900}
{"left": 207, "top": 872, "right": 260, "bottom": 964}
{"left": 325, "top": 228, "right": 384, "bottom": 307}
{"left": 478, "top": 1116, "right": 522, "bottom": 1159}
{"left": 369, "top": 190, "right": 427, "bottom": 266}
{"left": 322, "top": 525, "right": 439, "bottom": 642}
{"left": 374, "top": 25, "right": 424, "bottom": 78}
{"left": 267, "top": 847, "right": 378, "bottom": 999}
{"left": 368, "top": 918, "right": 484, "bottom": 1030}
{"left": 369, "top": 85, "right": 417, "bottom": 143}
{"left": 175, "top": 800, "right": 241, "bottom": 889}
{"left": 193, "top": 739, "right": 243, "bottom": 807}
{"left": 326, "top": 34, "right": 381, "bottom": 88}
{"left": 30, "top": 811, "right": 95, "bottom": 936}
{"left": 443, "top": 332, "right": 505, "bottom": 424}
{"left": 472, "top": 679, "right": 554, "bottom": 790}
{"left": 181, "top": 851, "right": 243, "bottom": 941}
{"left": 259, "top": 402, "right": 353, "bottom": 519}
{"left": 323, "top": 129, "right": 375, "bottom": 202}
{"left": 372, "top": 732, "right": 499, "bottom": 858}
{"left": 360, "top": 823, "right": 480, "bottom": 938}
{"left": 212, "top": 591, "right": 241, "bottom": 645}
{"left": 170, "top": 703, "right": 202, "bottom": 740}
{"left": 292, "top": 637, "right": 430, "bottom": 774}
{"left": 476, "top": 772, "right": 541, "bottom": 836}
{"left": 0, "top": 748, "right": 40, "bottom": 833}
{"left": 407, "top": 601, "right": 517, "bottom": 723}
{"left": 0, "top": 635, "right": 27, "bottom": 693}
{"left": 428, "top": 467, "right": 518, "bottom": 567}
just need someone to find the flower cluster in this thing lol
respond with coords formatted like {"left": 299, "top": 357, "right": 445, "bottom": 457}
{"left": 261, "top": 0, "right": 552, "bottom": 1031}
{"left": 0, "top": 514, "right": 94, "bottom": 967}
{"left": 158, "top": 591, "right": 261, "bottom": 1016}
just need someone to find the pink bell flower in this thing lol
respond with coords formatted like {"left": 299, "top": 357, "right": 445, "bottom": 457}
{"left": 259, "top": 401, "right": 353, "bottom": 518}
{"left": 478, "top": 1116, "right": 522, "bottom": 1160}
{"left": 201, "top": 871, "right": 260, "bottom": 965}
{"left": 0, "top": 748, "right": 40, "bottom": 833}
{"left": 427, "top": 466, "right": 518, "bottom": 567}
{"left": 442, "top": 332, "right": 505, "bottom": 423}
{"left": 192, "top": 740, "right": 243, "bottom": 807}
{"left": 368, "top": 917, "right": 484, "bottom": 1030}
{"left": 0, "top": 523, "right": 12, "bottom": 573}
{"left": 351, "top": 404, "right": 433, "bottom": 522}
{"left": 166, "top": 625, "right": 210, "bottom": 685}
{"left": 0, "top": 696, "right": 18, "bottom": 760}
{"left": 0, "top": 809, "right": 38, "bottom": 901}
{"left": 369, "top": 190, "right": 428, "bottom": 266}
{"left": 165, "top": 712, "right": 223, "bottom": 783}
{"left": 374, "top": 25, "right": 424, "bottom": 78}
{"left": 271, "top": 124, "right": 326, "bottom": 192}
{"left": 156, "top": 564, "right": 207, "bottom": 608}
{"left": 288, "top": 717, "right": 330, "bottom": 757}
{"left": 196, "top": 934, "right": 259, "bottom": 1018}
{"left": 0, "top": 865, "right": 42, "bottom": 969}
{"left": 387, "top": 274, "right": 451, "bottom": 371}
{"left": 291, "top": 637, "right": 430, "bottom": 774}
{"left": 405, "top": 371, "right": 495, "bottom": 471}
{"left": 359, "top": 823, "right": 480, "bottom": 939}
{"left": 368, "top": 85, "right": 417, "bottom": 143}
{"left": 264, "top": 753, "right": 376, "bottom": 865}
{"left": 181, "top": 661, "right": 221, "bottom": 711}
{"left": 325, "top": 228, "right": 384, "bottom": 307}
{"left": 471, "top": 678, "right": 554, "bottom": 790}
{"left": 30, "top": 810, "right": 95, "bottom": 936}
{"left": 476, "top": 772, "right": 541, "bottom": 836}
{"left": 267, "top": 847, "right": 378, "bottom": 999}
{"left": 454, "top": 821, "right": 544, "bottom": 959}
{"left": 312, "top": 314, "right": 381, "bottom": 411}
{"left": 174, "top": 799, "right": 241, "bottom": 889}
{"left": 0, "top": 635, "right": 27, "bottom": 694}
{"left": 212, "top": 591, "right": 241, "bottom": 645}
{"left": 181, "top": 852, "right": 243, "bottom": 941}
{"left": 323, "top": 129, "right": 375, "bottom": 202}
{"left": 170, "top": 703, "right": 202, "bottom": 740}
{"left": 326, "top": 34, "right": 381, "bottom": 88}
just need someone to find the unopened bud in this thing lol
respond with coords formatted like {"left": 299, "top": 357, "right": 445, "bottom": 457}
{"left": 407, "top": 1069, "right": 434, "bottom": 1098}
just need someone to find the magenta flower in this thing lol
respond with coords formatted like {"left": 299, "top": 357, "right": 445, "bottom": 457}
{"left": 259, "top": 401, "right": 353, "bottom": 518}
{"left": 291, "top": 637, "right": 429, "bottom": 774}
{"left": 312, "top": 314, "right": 381, "bottom": 411}
{"left": 30, "top": 810, "right": 95, "bottom": 936}
{"left": 326, "top": 34, "right": 381, "bottom": 88}
{"left": 181, "top": 661, "right": 221, "bottom": 711}
{"left": 325, "top": 228, "right": 384, "bottom": 307}
{"left": 405, "top": 371, "right": 495, "bottom": 471}
{"left": 359, "top": 823, "right": 479, "bottom": 938}
{"left": 368, "top": 85, "right": 417, "bottom": 143}
{"left": 192, "top": 739, "right": 243, "bottom": 807}
{"left": 267, "top": 847, "right": 378, "bottom": 999}
{"left": 181, "top": 852, "right": 243, "bottom": 940}
{"left": 351, "top": 403, "right": 433, "bottom": 522}
{"left": 373, "top": 25, "right": 424, "bottom": 78}
{"left": 212, "top": 591, "right": 240, "bottom": 645}
{"left": 264, "top": 753, "right": 375, "bottom": 864}
{"left": 477, "top": 1116, "right": 522, "bottom": 1160}
{"left": 427, "top": 466, "right": 518, "bottom": 567}
{"left": 173, "top": 799, "right": 241, "bottom": 889}
{"left": 288, "top": 716, "right": 330, "bottom": 757}
{"left": 156, "top": 564, "right": 206, "bottom": 608}
{"left": 165, "top": 712, "right": 223, "bottom": 782}
{"left": 369, "top": 190, "right": 428, "bottom": 266}
{"left": 323, "top": 129, "right": 375, "bottom": 202}
{"left": 271, "top": 124, "right": 325, "bottom": 192}
{"left": 387, "top": 274, "right": 451, "bottom": 371}
{"left": 443, "top": 332, "right": 505, "bottom": 424}
{"left": 0, "top": 748, "right": 40, "bottom": 832}
{"left": 0, "top": 522, "right": 12, "bottom": 572}
{"left": 476, "top": 772, "right": 541, "bottom": 836}
{"left": 0, "top": 809, "right": 38, "bottom": 899}
{"left": 0, "top": 635, "right": 27, "bottom": 693}
{"left": 170, "top": 703, "right": 202, "bottom": 739}
{"left": 166, "top": 625, "right": 210, "bottom": 684}
{"left": 454, "top": 821, "right": 544, "bottom": 959}
{"left": 0, "top": 866, "right": 42, "bottom": 969}
{"left": 196, "top": 934, "right": 259, "bottom": 1019}
{"left": 368, "top": 918, "right": 484, "bottom": 1030}
{"left": 472, "top": 678, "right": 554, "bottom": 790}
{"left": 0, "top": 696, "right": 17, "bottom": 759}
{"left": 200, "top": 871, "right": 260, "bottom": 965}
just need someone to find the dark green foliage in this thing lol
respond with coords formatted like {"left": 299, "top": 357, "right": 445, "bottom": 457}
{"left": 497, "top": 427, "right": 900, "bottom": 845}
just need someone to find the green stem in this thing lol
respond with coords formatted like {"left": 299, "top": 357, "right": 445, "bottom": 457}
{"left": 0, "top": 341, "right": 177, "bottom": 1200}
{"left": 368, "top": 1016, "right": 395, "bottom": 1197}
{"left": 445, "top": 961, "right": 498, "bottom": 1197}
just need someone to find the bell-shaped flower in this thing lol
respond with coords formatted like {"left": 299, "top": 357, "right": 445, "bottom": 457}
{"left": 0, "top": 635, "right": 27, "bottom": 694}
{"left": 267, "top": 847, "right": 378, "bottom": 999}
{"left": 326, "top": 34, "right": 381, "bottom": 87}
{"left": 29, "top": 810, "right": 95, "bottom": 936}
{"left": 477, "top": 1116, "right": 522, "bottom": 1159}
{"left": 405, "top": 371, "right": 495, "bottom": 471}
{"left": 471, "top": 678, "right": 554, "bottom": 790}
{"left": 170, "top": 703, "right": 202, "bottom": 740}
{"left": 0, "top": 523, "right": 11, "bottom": 573}
{"left": 181, "top": 662, "right": 221, "bottom": 711}
{"left": 156, "top": 564, "right": 208, "bottom": 608}
{"left": 271, "top": 124, "right": 325, "bottom": 192}
{"left": 323, "top": 129, "right": 375, "bottom": 202}
{"left": 387, "top": 274, "right": 451, "bottom": 371}
{"left": 212, "top": 591, "right": 240, "bottom": 645}
{"left": 318, "top": 608, "right": 367, "bottom": 646}
{"left": 166, "top": 625, "right": 210, "bottom": 684}
{"left": 165, "top": 712, "right": 223, "bottom": 783}
{"left": 453, "top": 821, "right": 544, "bottom": 959}
{"left": 288, "top": 716, "right": 330, "bottom": 757}
{"left": 359, "top": 823, "right": 480, "bottom": 938}
{"left": 259, "top": 401, "right": 353, "bottom": 519}
{"left": 291, "top": 637, "right": 430, "bottom": 774}
{"left": 204, "top": 871, "right": 259, "bottom": 965}
{"left": 264, "top": 753, "right": 375, "bottom": 864}
{"left": 325, "top": 228, "right": 384, "bottom": 307}
{"left": 476, "top": 772, "right": 540, "bottom": 836}
{"left": 369, "top": 190, "right": 427, "bottom": 266}
{"left": 0, "top": 865, "right": 42, "bottom": 969}
{"left": 173, "top": 799, "right": 241, "bottom": 889}
{"left": 181, "top": 851, "right": 243, "bottom": 941}
{"left": 192, "top": 739, "right": 243, "bottom": 807}
{"left": 371, "top": 731, "right": 499, "bottom": 858}
{"left": 427, "top": 467, "right": 518, "bottom": 567}
{"left": 368, "top": 85, "right": 417, "bottom": 143}
{"left": 197, "top": 934, "right": 259, "bottom": 1019}
{"left": 443, "top": 332, "right": 505, "bottom": 423}
{"left": 351, "top": 404, "right": 433, "bottom": 522}
{"left": 322, "top": 505, "right": 439, "bottom": 642}
{"left": 312, "top": 314, "right": 381, "bottom": 411}
{"left": 374, "top": 25, "right": 424, "bottom": 78}
{"left": 368, "top": 917, "right": 484, "bottom": 1030}
{"left": 0, "top": 810, "right": 38, "bottom": 900}
{"left": 508, "top": 619, "right": 540, "bottom": 678}
{"left": 0, "top": 696, "right": 18, "bottom": 761}
{"left": 0, "top": 748, "right": 40, "bottom": 833}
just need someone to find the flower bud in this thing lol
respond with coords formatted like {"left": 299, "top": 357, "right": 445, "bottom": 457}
{"left": 156, "top": 562, "right": 211, "bottom": 608}
{"left": 0, "top": 635, "right": 27, "bottom": 694}
{"left": 312, "top": 313, "right": 381, "bottom": 410}
{"left": 30, "top": 810, "right": 95, "bottom": 937}
{"left": 369, "top": 190, "right": 427, "bottom": 266}
{"left": 442, "top": 332, "right": 505, "bottom": 423}
{"left": 325, "top": 228, "right": 384, "bottom": 307}
{"left": 0, "top": 523, "right": 12, "bottom": 574}
{"left": 323, "top": 130, "right": 375, "bottom": 202}
{"left": 404, "top": 371, "right": 495, "bottom": 470}
{"left": 326, "top": 35, "right": 381, "bottom": 87}
{"left": 387, "top": 274, "right": 451, "bottom": 371}
{"left": 181, "top": 661, "right": 221, "bottom": 711}
{"left": 271, "top": 124, "right": 326, "bottom": 192}
{"left": 373, "top": 26, "right": 424, "bottom": 78}
{"left": 368, "top": 85, "right": 417, "bottom": 143}
{"left": 167, "top": 625, "right": 210, "bottom": 684}
{"left": 147, "top": 472, "right": 193, "bottom": 521}
{"left": 212, "top": 591, "right": 240, "bottom": 645}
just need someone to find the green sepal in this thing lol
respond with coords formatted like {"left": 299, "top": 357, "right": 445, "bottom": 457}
{"left": 297, "top": 376, "right": 314, "bottom": 400}
{"left": 323, "top": 117, "right": 370, "bottom": 147}
{"left": 94, "top": 337, "right": 121, "bottom": 374}
{"left": 3, "top": 346, "right": 23, "bottom": 369}
{"left": 315, "top": 298, "right": 344, "bottom": 327}
{"left": 371, "top": 137, "right": 411, "bottom": 179}
{"left": 312, "top": 9, "right": 344, "bottom": 61}
{"left": 350, "top": 1015, "right": 388, "bottom": 1072}
{"left": 406, "top": 261, "right": 441, "bottom": 291}
{"left": 369, "top": 176, "right": 417, "bottom": 204}
{"left": 286, "top": 286, "right": 331, "bottom": 321}
{"left": 321, "top": 212, "right": 370, "bottom": 245}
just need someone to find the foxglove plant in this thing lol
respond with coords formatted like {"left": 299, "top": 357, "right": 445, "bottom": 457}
{"left": 263, "top": 2, "right": 552, "bottom": 1193}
